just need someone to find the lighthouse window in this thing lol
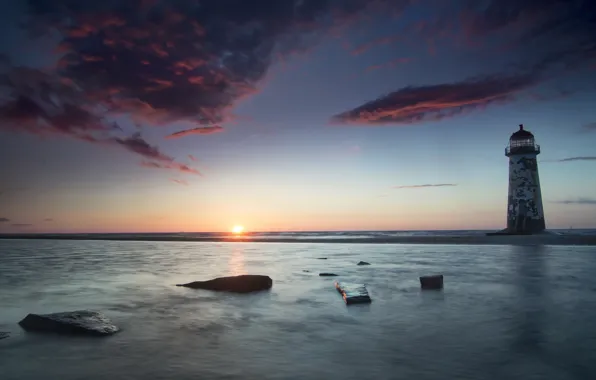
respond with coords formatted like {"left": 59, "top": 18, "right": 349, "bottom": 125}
{"left": 511, "top": 138, "right": 534, "bottom": 148}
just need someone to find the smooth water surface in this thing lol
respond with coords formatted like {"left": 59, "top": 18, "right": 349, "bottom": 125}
{"left": 1, "top": 240, "right": 596, "bottom": 379}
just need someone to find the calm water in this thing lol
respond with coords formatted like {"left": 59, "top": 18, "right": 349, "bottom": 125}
{"left": 1, "top": 240, "right": 596, "bottom": 380}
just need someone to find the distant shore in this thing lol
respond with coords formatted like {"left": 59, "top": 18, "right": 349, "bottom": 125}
{"left": 1, "top": 234, "right": 595, "bottom": 245}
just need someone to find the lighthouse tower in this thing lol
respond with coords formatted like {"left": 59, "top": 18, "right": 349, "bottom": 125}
{"left": 504, "top": 124, "right": 545, "bottom": 234}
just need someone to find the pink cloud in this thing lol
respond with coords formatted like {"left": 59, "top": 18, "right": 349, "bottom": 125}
{"left": 166, "top": 126, "right": 224, "bottom": 139}
{"left": 331, "top": 73, "right": 538, "bottom": 125}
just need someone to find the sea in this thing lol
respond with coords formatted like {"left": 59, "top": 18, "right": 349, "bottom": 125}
{"left": 1, "top": 230, "right": 596, "bottom": 380}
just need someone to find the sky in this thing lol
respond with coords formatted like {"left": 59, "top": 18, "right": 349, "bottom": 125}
{"left": 0, "top": 0, "right": 595, "bottom": 233}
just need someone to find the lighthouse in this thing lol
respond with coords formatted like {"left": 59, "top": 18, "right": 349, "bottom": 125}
{"left": 504, "top": 124, "right": 546, "bottom": 234}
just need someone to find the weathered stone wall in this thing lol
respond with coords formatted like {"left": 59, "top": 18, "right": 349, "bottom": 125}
{"left": 506, "top": 153, "right": 545, "bottom": 233}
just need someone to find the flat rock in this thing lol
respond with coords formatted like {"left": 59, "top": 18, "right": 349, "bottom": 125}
{"left": 176, "top": 274, "right": 272, "bottom": 293}
{"left": 0, "top": 332, "right": 9, "bottom": 340}
{"left": 18, "top": 310, "right": 119, "bottom": 336}
{"left": 319, "top": 273, "right": 339, "bottom": 277}
{"left": 420, "top": 274, "right": 444, "bottom": 290}
{"left": 335, "top": 282, "right": 372, "bottom": 305}
{"left": 357, "top": 261, "right": 371, "bottom": 266}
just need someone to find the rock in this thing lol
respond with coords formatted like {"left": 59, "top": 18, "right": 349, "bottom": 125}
{"left": 302, "top": 270, "right": 311, "bottom": 273}
{"left": 176, "top": 274, "right": 272, "bottom": 293}
{"left": 18, "top": 310, "right": 119, "bottom": 336}
{"left": 357, "top": 261, "right": 371, "bottom": 266}
{"left": 317, "top": 257, "right": 328, "bottom": 260}
{"left": 319, "top": 273, "right": 339, "bottom": 277}
{"left": 335, "top": 282, "right": 372, "bottom": 305}
{"left": 0, "top": 332, "right": 9, "bottom": 340}
{"left": 420, "top": 275, "right": 444, "bottom": 290}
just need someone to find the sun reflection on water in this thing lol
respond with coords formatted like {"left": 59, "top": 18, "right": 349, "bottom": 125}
{"left": 228, "top": 246, "right": 246, "bottom": 276}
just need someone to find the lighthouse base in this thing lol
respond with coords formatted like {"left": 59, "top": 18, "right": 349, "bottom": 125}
{"left": 486, "top": 227, "right": 549, "bottom": 236}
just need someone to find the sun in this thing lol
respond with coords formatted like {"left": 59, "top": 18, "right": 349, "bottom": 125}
{"left": 231, "top": 225, "right": 245, "bottom": 234}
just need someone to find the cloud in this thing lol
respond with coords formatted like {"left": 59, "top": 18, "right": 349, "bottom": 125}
{"left": 140, "top": 161, "right": 201, "bottom": 176}
{"left": 188, "top": 155, "right": 197, "bottom": 162}
{"left": 349, "top": 35, "right": 401, "bottom": 56}
{"left": 0, "top": 217, "right": 9, "bottom": 222}
{"left": 0, "top": 60, "right": 199, "bottom": 174}
{"left": 365, "top": 57, "right": 412, "bottom": 72}
{"left": 332, "top": 1, "right": 596, "bottom": 126}
{"left": 462, "top": 0, "right": 596, "bottom": 71}
{"left": 331, "top": 73, "right": 537, "bottom": 125}
{"left": 552, "top": 198, "right": 596, "bottom": 205}
{"left": 170, "top": 179, "right": 189, "bottom": 186}
{"left": 111, "top": 133, "right": 200, "bottom": 174}
{"left": 44, "top": 218, "right": 54, "bottom": 222}
{"left": 553, "top": 157, "right": 596, "bottom": 162}
{"left": 393, "top": 183, "right": 457, "bottom": 189}
{"left": 11, "top": 224, "right": 32, "bottom": 227}
{"left": 583, "top": 122, "right": 596, "bottom": 130}
{"left": 17, "top": 0, "right": 410, "bottom": 129}
{"left": 166, "top": 126, "right": 224, "bottom": 139}
{"left": 111, "top": 133, "right": 172, "bottom": 162}
{"left": 0, "top": 64, "right": 119, "bottom": 141}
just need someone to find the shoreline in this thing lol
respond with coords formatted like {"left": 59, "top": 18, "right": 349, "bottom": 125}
{"left": 1, "top": 234, "right": 595, "bottom": 245}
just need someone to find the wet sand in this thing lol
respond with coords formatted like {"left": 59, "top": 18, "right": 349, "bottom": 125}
{"left": 1, "top": 234, "right": 595, "bottom": 245}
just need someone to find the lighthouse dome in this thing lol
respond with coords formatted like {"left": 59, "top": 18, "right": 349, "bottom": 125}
{"left": 510, "top": 124, "right": 534, "bottom": 140}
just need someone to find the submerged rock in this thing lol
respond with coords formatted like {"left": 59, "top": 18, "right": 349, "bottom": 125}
{"left": 357, "top": 261, "right": 371, "bottom": 266}
{"left": 319, "top": 273, "right": 339, "bottom": 277}
{"left": 420, "top": 275, "right": 444, "bottom": 290}
{"left": 317, "top": 257, "right": 328, "bottom": 260}
{"left": 176, "top": 274, "right": 272, "bottom": 293}
{"left": 18, "top": 310, "right": 119, "bottom": 336}
{"left": 0, "top": 332, "right": 9, "bottom": 340}
{"left": 335, "top": 282, "right": 372, "bottom": 305}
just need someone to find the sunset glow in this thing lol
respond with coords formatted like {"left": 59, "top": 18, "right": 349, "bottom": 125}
{"left": 232, "top": 225, "right": 245, "bottom": 234}
{"left": 0, "top": 0, "right": 595, "bottom": 234}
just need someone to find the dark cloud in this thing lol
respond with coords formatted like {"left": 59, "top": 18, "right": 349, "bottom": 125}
{"left": 0, "top": 60, "right": 200, "bottom": 174}
{"left": 333, "top": 0, "right": 596, "bottom": 126}
{"left": 111, "top": 133, "right": 173, "bottom": 162}
{"left": 583, "top": 122, "right": 596, "bottom": 130}
{"left": 12, "top": 224, "right": 32, "bottom": 227}
{"left": 166, "top": 126, "right": 224, "bottom": 139}
{"left": 393, "top": 183, "right": 457, "bottom": 189}
{"left": 365, "top": 57, "right": 411, "bottom": 72}
{"left": 188, "top": 155, "right": 197, "bottom": 162}
{"left": 349, "top": 34, "right": 401, "bottom": 56}
{"left": 463, "top": 0, "right": 596, "bottom": 72}
{"left": 44, "top": 218, "right": 54, "bottom": 222}
{"left": 554, "top": 157, "right": 596, "bottom": 162}
{"left": 331, "top": 73, "right": 537, "bottom": 125}
{"left": 552, "top": 198, "right": 596, "bottom": 205}
{"left": 0, "top": 63, "right": 119, "bottom": 141}
{"left": 0, "top": 217, "right": 9, "bottom": 222}
{"left": 18, "top": 0, "right": 410, "bottom": 128}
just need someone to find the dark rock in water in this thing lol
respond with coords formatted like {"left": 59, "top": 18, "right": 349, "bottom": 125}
{"left": 18, "top": 311, "right": 119, "bottom": 336}
{"left": 335, "top": 282, "right": 372, "bottom": 305}
{"left": 319, "top": 273, "right": 339, "bottom": 277}
{"left": 317, "top": 257, "right": 328, "bottom": 260}
{"left": 357, "top": 261, "right": 371, "bottom": 266}
{"left": 302, "top": 270, "right": 311, "bottom": 273}
{"left": 420, "top": 274, "right": 444, "bottom": 290}
{"left": 176, "top": 274, "right": 272, "bottom": 293}
{"left": 0, "top": 332, "right": 9, "bottom": 340}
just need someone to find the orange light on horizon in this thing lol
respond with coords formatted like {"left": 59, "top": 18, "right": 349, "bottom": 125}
{"left": 231, "top": 225, "right": 245, "bottom": 234}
